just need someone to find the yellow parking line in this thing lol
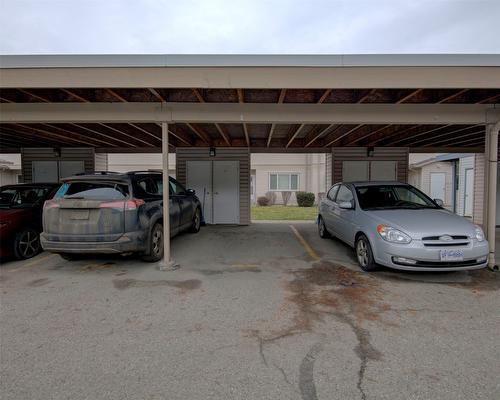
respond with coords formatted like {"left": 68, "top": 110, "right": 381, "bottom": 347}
{"left": 9, "top": 253, "right": 58, "bottom": 272}
{"left": 289, "top": 225, "right": 320, "bottom": 262}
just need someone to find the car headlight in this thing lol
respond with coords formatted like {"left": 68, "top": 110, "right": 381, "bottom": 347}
{"left": 377, "top": 224, "right": 412, "bottom": 244}
{"left": 474, "top": 225, "right": 485, "bottom": 242}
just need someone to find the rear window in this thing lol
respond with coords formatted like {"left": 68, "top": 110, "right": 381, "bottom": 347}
{"left": 55, "top": 182, "right": 129, "bottom": 200}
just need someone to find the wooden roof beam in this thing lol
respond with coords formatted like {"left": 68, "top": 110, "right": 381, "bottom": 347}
{"left": 60, "top": 88, "right": 90, "bottom": 103}
{"left": 70, "top": 123, "right": 134, "bottom": 147}
{"left": 437, "top": 89, "right": 469, "bottom": 103}
{"left": 324, "top": 124, "right": 363, "bottom": 147}
{"left": 106, "top": 89, "right": 128, "bottom": 103}
{"left": 99, "top": 123, "right": 158, "bottom": 147}
{"left": 286, "top": 124, "right": 305, "bottom": 148}
{"left": 11, "top": 123, "right": 97, "bottom": 146}
{"left": 148, "top": 88, "right": 166, "bottom": 102}
{"left": 215, "top": 123, "right": 231, "bottom": 146}
{"left": 192, "top": 89, "right": 205, "bottom": 103}
{"left": 396, "top": 89, "right": 423, "bottom": 103}
{"left": 42, "top": 123, "right": 118, "bottom": 147}
{"left": 186, "top": 123, "right": 211, "bottom": 145}
{"left": 17, "top": 89, "right": 51, "bottom": 103}
{"left": 304, "top": 124, "right": 335, "bottom": 147}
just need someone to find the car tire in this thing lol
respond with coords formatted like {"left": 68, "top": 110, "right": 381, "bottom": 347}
{"left": 13, "top": 227, "right": 41, "bottom": 260}
{"left": 189, "top": 208, "right": 201, "bottom": 233}
{"left": 318, "top": 216, "right": 331, "bottom": 239}
{"left": 142, "top": 223, "right": 164, "bottom": 262}
{"left": 59, "top": 253, "right": 81, "bottom": 261}
{"left": 355, "top": 234, "right": 378, "bottom": 272}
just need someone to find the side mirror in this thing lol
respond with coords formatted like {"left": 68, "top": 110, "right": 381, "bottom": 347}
{"left": 434, "top": 198, "right": 444, "bottom": 207}
{"left": 186, "top": 188, "right": 196, "bottom": 195}
{"left": 339, "top": 201, "right": 354, "bottom": 210}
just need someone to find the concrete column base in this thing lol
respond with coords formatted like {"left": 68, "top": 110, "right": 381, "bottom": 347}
{"left": 158, "top": 260, "right": 180, "bottom": 271}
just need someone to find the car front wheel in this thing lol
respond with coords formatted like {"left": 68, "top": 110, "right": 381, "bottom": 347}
{"left": 355, "top": 234, "right": 377, "bottom": 271}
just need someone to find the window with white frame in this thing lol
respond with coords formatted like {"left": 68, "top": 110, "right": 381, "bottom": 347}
{"left": 269, "top": 173, "right": 299, "bottom": 191}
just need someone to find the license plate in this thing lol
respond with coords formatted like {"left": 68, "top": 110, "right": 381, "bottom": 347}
{"left": 440, "top": 249, "right": 464, "bottom": 262}
{"left": 70, "top": 210, "right": 89, "bottom": 220}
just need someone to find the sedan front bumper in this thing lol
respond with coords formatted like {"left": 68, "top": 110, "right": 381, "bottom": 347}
{"left": 372, "top": 237, "right": 489, "bottom": 272}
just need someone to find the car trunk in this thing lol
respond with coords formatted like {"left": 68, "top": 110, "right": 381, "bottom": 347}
{"left": 43, "top": 180, "right": 130, "bottom": 242}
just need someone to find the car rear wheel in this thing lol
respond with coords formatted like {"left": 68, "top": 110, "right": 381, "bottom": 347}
{"left": 355, "top": 234, "right": 377, "bottom": 272}
{"left": 142, "top": 223, "right": 164, "bottom": 262}
{"left": 189, "top": 208, "right": 201, "bottom": 233}
{"left": 318, "top": 216, "right": 330, "bottom": 239}
{"left": 14, "top": 228, "right": 41, "bottom": 260}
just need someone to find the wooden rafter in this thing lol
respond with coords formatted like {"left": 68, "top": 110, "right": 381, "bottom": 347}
{"left": 396, "top": 89, "right": 423, "bottom": 103}
{"left": 317, "top": 89, "right": 332, "bottom": 104}
{"left": 305, "top": 124, "right": 335, "bottom": 147}
{"left": 148, "top": 88, "right": 165, "bottom": 102}
{"left": 1, "top": 127, "right": 56, "bottom": 146}
{"left": 70, "top": 124, "right": 133, "bottom": 147}
{"left": 237, "top": 89, "right": 244, "bottom": 103}
{"left": 357, "top": 89, "right": 377, "bottom": 103}
{"left": 267, "top": 89, "right": 287, "bottom": 147}
{"left": 215, "top": 123, "right": 231, "bottom": 146}
{"left": 437, "top": 89, "right": 468, "bottom": 103}
{"left": 60, "top": 88, "right": 89, "bottom": 103}
{"left": 412, "top": 125, "right": 483, "bottom": 147}
{"left": 106, "top": 89, "right": 128, "bottom": 102}
{"left": 42, "top": 123, "right": 117, "bottom": 147}
{"left": 192, "top": 89, "right": 205, "bottom": 103}
{"left": 129, "top": 123, "right": 162, "bottom": 142}
{"left": 12, "top": 123, "right": 96, "bottom": 146}
{"left": 390, "top": 124, "right": 452, "bottom": 146}
{"left": 243, "top": 124, "right": 250, "bottom": 147}
{"left": 478, "top": 93, "right": 500, "bottom": 104}
{"left": 324, "top": 125, "right": 363, "bottom": 147}
{"left": 99, "top": 123, "right": 157, "bottom": 147}
{"left": 18, "top": 89, "right": 50, "bottom": 103}
{"left": 342, "top": 124, "right": 392, "bottom": 146}
{"left": 186, "top": 123, "right": 211, "bottom": 145}
{"left": 286, "top": 124, "right": 305, "bottom": 148}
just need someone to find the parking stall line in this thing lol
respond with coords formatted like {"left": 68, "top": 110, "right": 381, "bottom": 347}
{"left": 289, "top": 225, "right": 321, "bottom": 262}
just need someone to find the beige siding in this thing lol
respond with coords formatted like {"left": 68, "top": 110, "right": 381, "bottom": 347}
{"left": 107, "top": 153, "right": 176, "bottom": 173}
{"left": 473, "top": 153, "right": 485, "bottom": 226}
{"left": 252, "top": 153, "right": 326, "bottom": 205}
{"left": 332, "top": 147, "right": 409, "bottom": 183}
{"left": 21, "top": 147, "right": 96, "bottom": 183}
{"left": 456, "top": 155, "right": 475, "bottom": 216}
{"left": 176, "top": 148, "right": 250, "bottom": 225}
{"left": 419, "top": 162, "right": 454, "bottom": 210}
{"left": 94, "top": 153, "right": 108, "bottom": 172}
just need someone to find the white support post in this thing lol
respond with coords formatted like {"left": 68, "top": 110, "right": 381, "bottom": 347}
{"left": 159, "top": 122, "right": 177, "bottom": 270}
{"left": 486, "top": 123, "right": 499, "bottom": 270}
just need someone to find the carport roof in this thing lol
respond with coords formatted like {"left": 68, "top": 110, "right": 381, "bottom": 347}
{"left": 1, "top": 54, "right": 500, "bottom": 153}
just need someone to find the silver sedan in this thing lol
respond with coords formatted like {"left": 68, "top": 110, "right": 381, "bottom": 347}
{"left": 318, "top": 181, "right": 489, "bottom": 272}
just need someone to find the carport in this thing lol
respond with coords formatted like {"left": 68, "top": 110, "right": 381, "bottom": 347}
{"left": 0, "top": 54, "right": 499, "bottom": 269}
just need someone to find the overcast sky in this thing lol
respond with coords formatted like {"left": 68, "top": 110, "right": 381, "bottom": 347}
{"left": 0, "top": 0, "right": 499, "bottom": 54}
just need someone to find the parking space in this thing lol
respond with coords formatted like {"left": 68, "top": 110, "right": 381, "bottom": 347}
{"left": 1, "top": 222, "right": 499, "bottom": 400}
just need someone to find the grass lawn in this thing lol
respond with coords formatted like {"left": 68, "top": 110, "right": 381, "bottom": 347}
{"left": 251, "top": 205, "right": 318, "bottom": 220}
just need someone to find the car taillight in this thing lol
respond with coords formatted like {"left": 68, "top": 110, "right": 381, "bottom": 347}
{"left": 44, "top": 200, "right": 60, "bottom": 209}
{"left": 99, "top": 199, "right": 145, "bottom": 210}
{"left": 125, "top": 199, "right": 145, "bottom": 210}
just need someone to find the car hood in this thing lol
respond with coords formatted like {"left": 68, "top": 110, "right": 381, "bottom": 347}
{"left": 365, "top": 208, "right": 477, "bottom": 239}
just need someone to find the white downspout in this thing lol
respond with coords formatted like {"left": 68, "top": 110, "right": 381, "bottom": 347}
{"left": 486, "top": 121, "right": 500, "bottom": 270}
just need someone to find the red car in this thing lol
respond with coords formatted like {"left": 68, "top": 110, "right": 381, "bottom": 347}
{"left": 0, "top": 183, "right": 60, "bottom": 260}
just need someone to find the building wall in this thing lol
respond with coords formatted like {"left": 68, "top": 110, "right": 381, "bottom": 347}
{"left": 107, "top": 153, "right": 176, "bottom": 174}
{"left": 21, "top": 148, "right": 96, "bottom": 183}
{"left": 332, "top": 147, "right": 409, "bottom": 183}
{"left": 251, "top": 153, "right": 326, "bottom": 205}
{"left": 176, "top": 148, "right": 250, "bottom": 225}
{"left": 456, "top": 155, "right": 475, "bottom": 216}
{"left": 473, "top": 153, "right": 485, "bottom": 226}
{"left": 419, "top": 161, "right": 454, "bottom": 210}
{"left": 0, "top": 154, "right": 22, "bottom": 185}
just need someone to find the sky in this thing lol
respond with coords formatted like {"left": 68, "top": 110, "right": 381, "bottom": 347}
{"left": 0, "top": 0, "right": 499, "bottom": 54}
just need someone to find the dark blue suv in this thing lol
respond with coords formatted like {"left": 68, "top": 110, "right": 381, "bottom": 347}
{"left": 41, "top": 171, "right": 202, "bottom": 261}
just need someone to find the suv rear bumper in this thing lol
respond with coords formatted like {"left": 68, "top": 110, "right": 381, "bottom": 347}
{"left": 40, "top": 231, "right": 146, "bottom": 254}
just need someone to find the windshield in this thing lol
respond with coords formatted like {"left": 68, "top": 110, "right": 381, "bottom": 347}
{"left": 355, "top": 185, "right": 439, "bottom": 210}
{"left": 0, "top": 186, "right": 51, "bottom": 209}
{"left": 55, "top": 181, "right": 129, "bottom": 200}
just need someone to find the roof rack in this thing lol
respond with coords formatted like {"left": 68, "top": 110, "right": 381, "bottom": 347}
{"left": 75, "top": 171, "right": 121, "bottom": 176}
{"left": 126, "top": 170, "right": 163, "bottom": 175}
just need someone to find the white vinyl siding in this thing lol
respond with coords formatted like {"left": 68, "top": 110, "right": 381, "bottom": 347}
{"left": 269, "top": 173, "right": 299, "bottom": 191}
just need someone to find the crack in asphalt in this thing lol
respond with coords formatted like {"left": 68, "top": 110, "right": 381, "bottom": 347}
{"left": 298, "top": 342, "right": 323, "bottom": 400}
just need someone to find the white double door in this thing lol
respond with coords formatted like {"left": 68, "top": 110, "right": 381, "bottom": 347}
{"left": 186, "top": 160, "right": 239, "bottom": 224}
